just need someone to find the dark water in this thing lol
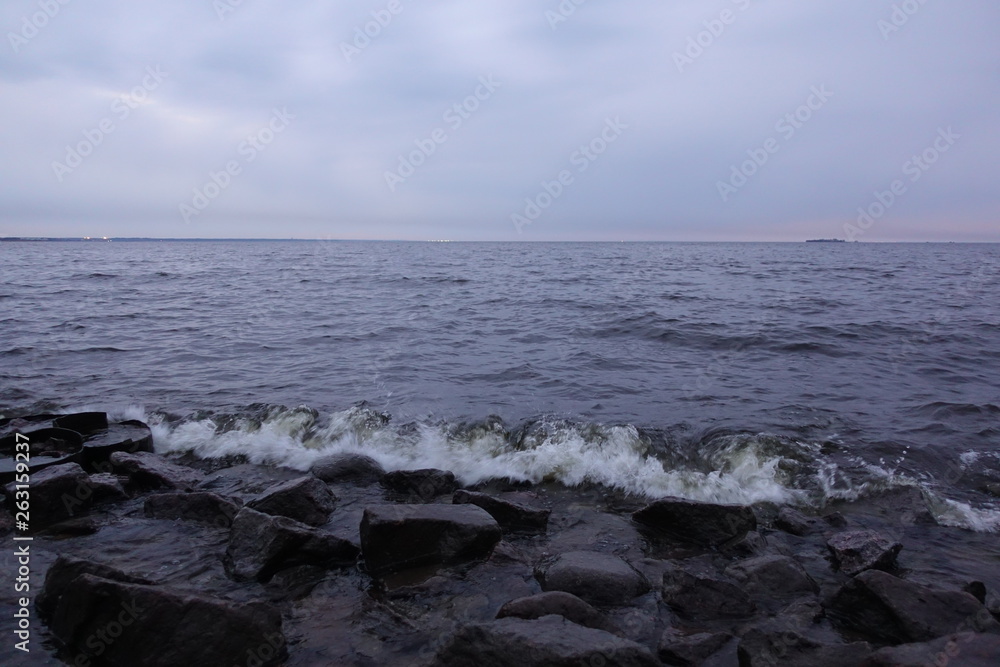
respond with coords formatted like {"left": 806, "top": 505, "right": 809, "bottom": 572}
{"left": 1, "top": 241, "right": 998, "bottom": 527}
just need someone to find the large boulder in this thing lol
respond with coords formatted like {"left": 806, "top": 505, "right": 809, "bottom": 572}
{"left": 380, "top": 468, "right": 459, "bottom": 501}
{"left": 247, "top": 475, "right": 337, "bottom": 526}
{"left": 496, "top": 591, "right": 610, "bottom": 631}
{"left": 224, "top": 507, "right": 359, "bottom": 582}
{"left": 4, "top": 462, "right": 93, "bottom": 528}
{"left": 453, "top": 489, "right": 550, "bottom": 532}
{"left": 827, "top": 570, "right": 1000, "bottom": 644}
{"left": 109, "top": 451, "right": 204, "bottom": 491}
{"left": 827, "top": 529, "right": 902, "bottom": 576}
{"left": 724, "top": 554, "right": 818, "bottom": 599}
{"left": 662, "top": 562, "right": 755, "bottom": 620}
{"left": 737, "top": 623, "right": 871, "bottom": 667}
{"left": 537, "top": 551, "right": 650, "bottom": 607}
{"left": 658, "top": 629, "right": 732, "bottom": 666}
{"left": 632, "top": 497, "right": 756, "bottom": 547}
{"left": 144, "top": 491, "right": 242, "bottom": 528}
{"left": 37, "top": 556, "right": 154, "bottom": 621}
{"left": 864, "top": 632, "right": 1000, "bottom": 666}
{"left": 360, "top": 504, "right": 501, "bottom": 575}
{"left": 309, "top": 452, "right": 385, "bottom": 484}
{"left": 435, "top": 616, "right": 660, "bottom": 666}
{"left": 45, "top": 572, "right": 286, "bottom": 667}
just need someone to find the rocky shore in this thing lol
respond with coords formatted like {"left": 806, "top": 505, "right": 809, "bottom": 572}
{"left": 2, "top": 412, "right": 999, "bottom": 666}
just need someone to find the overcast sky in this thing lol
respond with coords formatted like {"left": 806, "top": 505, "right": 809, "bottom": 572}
{"left": 1, "top": 1, "right": 997, "bottom": 241}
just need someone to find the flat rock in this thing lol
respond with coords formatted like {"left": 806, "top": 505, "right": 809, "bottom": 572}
{"left": 248, "top": 475, "right": 337, "bottom": 526}
{"left": 435, "top": 615, "right": 660, "bottom": 666}
{"left": 632, "top": 497, "right": 756, "bottom": 547}
{"left": 827, "top": 570, "right": 1000, "bottom": 644}
{"left": 496, "top": 591, "right": 610, "bottom": 631}
{"left": 864, "top": 632, "right": 1000, "bottom": 666}
{"left": 110, "top": 451, "right": 204, "bottom": 491}
{"left": 738, "top": 623, "right": 871, "bottom": 667}
{"left": 453, "top": 489, "right": 550, "bottom": 532}
{"left": 309, "top": 452, "right": 385, "bottom": 484}
{"left": 380, "top": 468, "right": 458, "bottom": 501}
{"left": 538, "top": 550, "right": 650, "bottom": 607}
{"left": 144, "top": 491, "right": 242, "bottom": 527}
{"left": 827, "top": 529, "right": 902, "bottom": 576}
{"left": 225, "top": 507, "right": 359, "bottom": 582}
{"left": 360, "top": 503, "right": 501, "bottom": 576}
{"left": 662, "top": 562, "right": 755, "bottom": 620}
{"left": 724, "top": 554, "right": 818, "bottom": 599}
{"left": 37, "top": 555, "right": 155, "bottom": 621}
{"left": 47, "top": 572, "right": 286, "bottom": 667}
{"left": 658, "top": 629, "right": 732, "bottom": 665}
{"left": 4, "top": 462, "right": 92, "bottom": 528}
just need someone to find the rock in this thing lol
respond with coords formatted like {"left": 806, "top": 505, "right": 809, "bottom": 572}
{"left": 453, "top": 489, "right": 550, "bottom": 532}
{"left": 144, "top": 491, "right": 241, "bottom": 527}
{"left": 780, "top": 597, "right": 825, "bottom": 627}
{"left": 775, "top": 507, "right": 819, "bottom": 536}
{"left": 37, "top": 555, "right": 155, "bottom": 621}
{"left": 983, "top": 483, "right": 1000, "bottom": 498}
{"left": 631, "top": 497, "right": 756, "bottom": 547}
{"left": 52, "top": 411, "right": 109, "bottom": 434}
{"left": 662, "top": 562, "right": 755, "bottom": 620}
{"left": 827, "top": 570, "right": 1000, "bottom": 644}
{"left": 110, "top": 451, "right": 204, "bottom": 491}
{"left": 658, "top": 629, "right": 732, "bottom": 665}
{"left": 380, "top": 468, "right": 458, "bottom": 500}
{"left": 310, "top": 452, "right": 385, "bottom": 484}
{"left": 47, "top": 572, "right": 286, "bottom": 667}
{"left": 360, "top": 503, "right": 501, "bottom": 576}
{"left": 737, "top": 623, "right": 871, "bottom": 667}
{"left": 497, "top": 591, "right": 610, "bottom": 631}
{"left": 4, "top": 462, "right": 92, "bottom": 528}
{"left": 827, "top": 530, "right": 903, "bottom": 576}
{"left": 864, "top": 632, "right": 1000, "bottom": 666}
{"left": 965, "top": 581, "right": 988, "bottom": 604}
{"left": 724, "top": 554, "right": 818, "bottom": 599}
{"left": 538, "top": 551, "right": 650, "bottom": 607}
{"left": 247, "top": 475, "right": 337, "bottom": 526}
{"left": 225, "top": 507, "right": 359, "bottom": 582}
{"left": 0, "top": 506, "right": 12, "bottom": 535}
{"left": 87, "top": 472, "right": 128, "bottom": 504}
{"left": 823, "top": 511, "right": 848, "bottom": 528}
{"left": 435, "top": 615, "right": 660, "bottom": 666}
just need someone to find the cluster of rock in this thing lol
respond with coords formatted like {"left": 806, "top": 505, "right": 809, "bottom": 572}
{"left": 2, "top": 413, "right": 1000, "bottom": 665}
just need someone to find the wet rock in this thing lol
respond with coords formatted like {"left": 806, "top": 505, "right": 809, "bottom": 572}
{"left": 88, "top": 472, "right": 128, "bottom": 504}
{"left": 662, "top": 562, "right": 755, "bottom": 620}
{"left": 380, "top": 468, "right": 458, "bottom": 500}
{"left": 110, "top": 451, "right": 204, "bottom": 491}
{"left": 435, "top": 615, "right": 660, "bottom": 666}
{"left": 538, "top": 551, "right": 650, "bottom": 607}
{"left": 248, "top": 475, "right": 337, "bottom": 526}
{"left": 864, "top": 632, "right": 1000, "bottom": 666}
{"left": 144, "top": 491, "right": 241, "bottom": 527}
{"left": 309, "top": 452, "right": 385, "bottom": 485}
{"left": 453, "top": 489, "right": 550, "bottom": 532}
{"left": 4, "top": 462, "right": 92, "bottom": 528}
{"left": 497, "top": 591, "right": 610, "bottom": 631}
{"left": 632, "top": 497, "right": 756, "bottom": 547}
{"left": 827, "top": 570, "right": 1000, "bottom": 644}
{"left": 780, "top": 597, "right": 825, "bottom": 627}
{"left": 39, "top": 516, "right": 100, "bottom": 536}
{"left": 983, "top": 483, "right": 1000, "bottom": 498}
{"left": 965, "top": 581, "right": 988, "bottom": 604}
{"left": 867, "top": 486, "right": 937, "bottom": 526}
{"left": 47, "top": 572, "right": 286, "bottom": 667}
{"left": 823, "top": 511, "right": 848, "bottom": 528}
{"left": 724, "top": 554, "right": 818, "bottom": 599}
{"left": 225, "top": 507, "right": 359, "bottom": 582}
{"left": 737, "top": 623, "right": 871, "bottom": 667}
{"left": 79, "top": 419, "right": 155, "bottom": 470}
{"left": 658, "top": 629, "right": 732, "bottom": 665}
{"left": 360, "top": 503, "right": 501, "bottom": 576}
{"left": 827, "top": 530, "right": 902, "bottom": 576}
{"left": 775, "top": 507, "right": 819, "bottom": 536}
{"left": 37, "top": 555, "right": 155, "bottom": 621}
{"left": 0, "top": 506, "right": 12, "bottom": 535}
{"left": 52, "top": 411, "right": 109, "bottom": 434}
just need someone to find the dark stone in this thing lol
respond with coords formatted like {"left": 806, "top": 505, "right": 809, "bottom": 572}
{"left": 827, "top": 570, "right": 1000, "bottom": 644}
{"left": 144, "top": 491, "right": 241, "bottom": 527}
{"left": 47, "top": 573, "right": 286, "bottom": 667}
{"left": 497, "top": 591, "right": 610, "bottom": 631}
{"left": 52, "top": 411, "right": 108, "bottom": 435}
{"left": 737, "top": 623, "right": 871, "bottom": 666}
{"left": 380, "top": 468, "right": 458, "bottom": 501}
{"left": 453, "top": 489, "right": 550, "bottom": 532}
{"left": 775, "top": 507, "right": 819, "bottom": 536}
{"left": 88, "top": 472, "right": 128, "bottom": 504}
{"left": 662, "top": 562, "right": 755, "bottom": 620}
{"left": 965, "top": 581, "right": 987, "bottom": 604}
{"left": 864, "top": 632, "right": 1000, "bottom": 667}
{"left": 360, "top": 503, "right": 501, "bottom": 576}
{"left": 538, "top": 551, "right": 650, "bottom": 607}
{"left": 0, "top": 506, "right": 12, "bottom": 535}
{"left": 247, "top": 475, "right": 337, "bottom": 526}
{"left": 40, "top": 516, "right": 100, "bottom": 536}
{"left": 435, "top": 616, "right": 660, "bottom": 666}
{"left": 225, "top": 507, "right": 359, "bottom": 582}
{"left": 309, "top": 452, "right": 385, "bottom": 484}
{"left": 110, "top": 451, "right": 204, "bottom": 491}
{"left": 724, "top": 554, "right": 818, "bottom": 599}
{"left": 658, "top": 629, "right": 732, "bottom": 665}
{"left": 823, "top": 512, "right": 848, "bottom": 528}
{"left": 827, "top": 530, "right": 902, "bottom": 576}
{"left": 983, "top": 483, "right": 1000, "bottom": 498}
{"left": 632, "top": 497, "right": 756, "bottom": 547}
{"left": 4, "top": 462, "right": 92, "bottom": 528}
{"left": 79, "top": 420, "right": 155, "bottom": 471}
{"left": 37, "top": 555, "right": 154, "bottom": 622}
{"left": 780, "top": 597, "right": 825, "bottom": 627}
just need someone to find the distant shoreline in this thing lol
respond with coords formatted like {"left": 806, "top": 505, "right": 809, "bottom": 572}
{"left": 1, "top": 238, "right": 994, "bottom": 244}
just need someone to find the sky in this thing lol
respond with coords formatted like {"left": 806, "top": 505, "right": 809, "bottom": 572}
{"left": 1, "top": 0, "right": 997, "bottom": 242}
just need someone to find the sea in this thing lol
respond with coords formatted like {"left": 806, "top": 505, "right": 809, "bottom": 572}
{"left": 2, "top": 240, "right": 998, "bottom": 531}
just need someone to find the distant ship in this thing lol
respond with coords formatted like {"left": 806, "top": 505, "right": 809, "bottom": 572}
{"left": 805, "top": 238, "right": 846, "bottom": 243}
